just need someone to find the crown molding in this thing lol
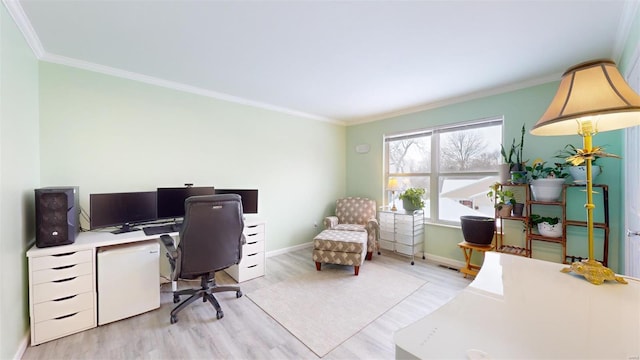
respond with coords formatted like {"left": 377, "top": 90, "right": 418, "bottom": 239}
{"left": 3, "top": 0, "right": 44, "bottom": 57}
{"left": 3, "top": 0, "right": 342, "bottom": 125}
{"left": 346, "top": 73, "right": 561, "bottom": 126}
{"left": 40, "top": 54, "right": 342, "bottom": 125}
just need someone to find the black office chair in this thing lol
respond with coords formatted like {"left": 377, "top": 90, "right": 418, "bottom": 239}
{"left": 160, "top": 194, "right": 245, "bottom": 324}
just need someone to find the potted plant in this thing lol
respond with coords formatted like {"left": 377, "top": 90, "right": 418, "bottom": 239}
{"left": 487, "top": 182, "right": 516, "bottom": 217}
{"left": 399, "top": 188, "right": 425, "bottom": 212}
{"left": 529, "top": 214, "right": 562, "bottom": 238}
{"left": 555, "top": 144, "right": 618, "bottom": 184}
{"left": 499, "top": 138, "right": 516, "bottom": 183}
{"left": 526, "top": 161, "right": 567, "bottom": 201}
{"left": 509, "top": 124, "right": 528, "bottom": 184}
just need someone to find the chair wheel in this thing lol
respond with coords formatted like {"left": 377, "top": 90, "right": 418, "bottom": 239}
{"left": 411, "top": 261, "right": 415, "bottom": 265}
{"left": 170, "top": 315, "right": 177, "bottom": 324}
{"left": 216, "top": 310, "right": 224, "bottom": 319}
{"left": 173, "top": 295, "right": 180, "bottom": 304}
{"left": 236, "top": 290, "right": 243, "bottom": 298}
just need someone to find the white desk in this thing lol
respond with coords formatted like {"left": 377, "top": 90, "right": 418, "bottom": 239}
{"left": 26, "top": 218, "right": 265, "bottom": 345}
{"left": 394, "top": 252, "right": 640, "bottom": 359}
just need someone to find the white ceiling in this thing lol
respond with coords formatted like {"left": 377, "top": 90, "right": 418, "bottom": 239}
{"left": 6, "top": 1, "right": 639, "bottom": 125}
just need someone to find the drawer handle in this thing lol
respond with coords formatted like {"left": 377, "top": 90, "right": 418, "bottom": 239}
{"left": 247, "top": 241, "right": 257, "bottom": 245}
{"left": 53, "top": 295, "right": 77, "bottom": 302}
{"left": 247, "top": 253, "right": 257, "bottom": 257}
{"left": 247, "top": 225, "right": 257, "bottom": 229}
{"left": 247, "top": 233, "right": 258, "bottom": 237}
{"left": 52, "top": 264, "right": 76, "bottom": 270}
{"left": 53, "top": 277, "right": 77, "bottom": 283}
{"left": 247, "top": 264, "right": 257, "bottom": 269}
{"left": 52, "top": 252, "right": 76, "bottom": 257}
{"left": 55, "top": 312, "right": 78, "bottom": 320}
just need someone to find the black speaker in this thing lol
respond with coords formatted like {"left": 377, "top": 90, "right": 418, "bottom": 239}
{"left": 35, "top": 187, "right": 80, "bottom": 248}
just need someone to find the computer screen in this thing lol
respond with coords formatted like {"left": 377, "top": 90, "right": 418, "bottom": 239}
{"left": 214, "top": 189, "right": 258, "bottom": 214}
{"left": 156, "top": 186, "right": 215, "bottom": 219}
{"left": 90, "top": 191, "right": 157, "bottom": 233}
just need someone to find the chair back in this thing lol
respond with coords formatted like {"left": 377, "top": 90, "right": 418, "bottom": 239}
{"left": 335, "top": 197, "right": 376, "bottom": 225}
{"left": 177, "top": 194, "right": 244, "bottom": 279}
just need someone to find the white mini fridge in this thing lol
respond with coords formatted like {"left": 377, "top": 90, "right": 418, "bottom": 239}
{"left": 97, "top": 240, "right": 160, "bottom": 325}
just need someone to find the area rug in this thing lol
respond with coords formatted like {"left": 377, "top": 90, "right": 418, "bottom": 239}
{"left": 246, "top": 262, "right": 426, "bottom": 357}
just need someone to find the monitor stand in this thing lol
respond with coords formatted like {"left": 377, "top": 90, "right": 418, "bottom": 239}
{"left": 111, "top": 223, "right": 140, "bottom": 234}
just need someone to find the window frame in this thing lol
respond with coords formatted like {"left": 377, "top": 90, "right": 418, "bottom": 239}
{"left": 384, "top": 116, "right": 504, "bottom": 226}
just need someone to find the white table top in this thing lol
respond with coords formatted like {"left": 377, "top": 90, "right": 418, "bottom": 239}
{"left": 395, "top": 252, "right": 640, "bottom": 359}
{"left": 27, "top": 217, "right": 265, "bottom": 257}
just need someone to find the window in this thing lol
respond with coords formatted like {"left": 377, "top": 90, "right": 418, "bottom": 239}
{"left": 384, "top": 117, "right": 503, "bottom": 225}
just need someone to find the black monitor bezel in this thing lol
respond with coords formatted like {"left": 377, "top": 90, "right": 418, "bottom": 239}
{"left": 214, "top": 189, "right": 258, "bottom": 214}
{"left": 89, "top": 191, "right": 157, "bottom": 231}
{"left": 156, "top": 186, "right": 216, "bottom": 219}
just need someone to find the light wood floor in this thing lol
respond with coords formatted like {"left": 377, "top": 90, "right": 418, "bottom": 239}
{"left": 22, "top": 247, "right": 471, "bottom": 359}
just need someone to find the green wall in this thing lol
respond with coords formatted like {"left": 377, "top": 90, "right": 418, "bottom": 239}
{"left": 0, "top": 5, "right": 40, "bottom": 359}
{"left": 346, "top": 82, "right": 624, "bottom": 271}
{"left": 39, "top": 63, "right": 347, "bottom": 253}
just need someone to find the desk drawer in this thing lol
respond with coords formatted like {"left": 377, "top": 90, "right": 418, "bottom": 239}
{"left": 238, "top": 261, "right": 264, "bottom": 281}
{"left": 33, "top": 292, "right": 94, "bottom": 322}
{"left": 32, "top": 262, "right": 93, "bottom": 285}
{"left": 244, "top": 224, "right": 265, "bottom": 237}
{"left": 33, "top": 308, "right": 95, "bottom": 345}
{"left": 239, "top": 251, "right": 264, "bottom": 268}
{"left": 31, "top": 250, "right": 92, "bottom": 271}
{"left": 32, "top": 274, "right": 93, "bottom": 304}
{"left": 244, "top": 237, "right": 265, "bottom": 254}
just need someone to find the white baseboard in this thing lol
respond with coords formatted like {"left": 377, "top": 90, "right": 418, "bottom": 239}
{"left": 14, "top": 331, "right": 29, "bottom": 360}
{"left": 424, "top": 252, "right": 465, "bottom": 270}
{"left": 264, "top": 243, "right": 466, "bottom": 271}
{"left": 266, "top": 241, "right": 313, "bottom": 258}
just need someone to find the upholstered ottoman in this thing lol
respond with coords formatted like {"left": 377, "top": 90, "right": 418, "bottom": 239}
{"left": 312, "top": 229, "right": 368, "bottom": 276}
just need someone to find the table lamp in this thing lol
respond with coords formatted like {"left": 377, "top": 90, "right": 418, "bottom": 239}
{"left": 531, "top": 59, "right": 640, "bottom": 285}
{"left": 388, "top": 178, "right": 400, "bottom": 211}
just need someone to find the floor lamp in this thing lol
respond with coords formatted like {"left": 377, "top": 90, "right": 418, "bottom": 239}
{"left": 531, "top": 59, "right": 640, "bottom": 285}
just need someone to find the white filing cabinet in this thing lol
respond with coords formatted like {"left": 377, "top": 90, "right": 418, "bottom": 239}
{"left": 379, "top": 209, "right": 425, "bottom": 264}
{"left": 28, "top": 249, "right": 97, "bottom": 346}
{"left": 224, "top": 220, "right": 266, "bottom": 282}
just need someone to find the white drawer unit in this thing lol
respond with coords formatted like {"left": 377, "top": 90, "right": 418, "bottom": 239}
{"left": 225, "top": 220, "right": 266, "bottom": 282}
{"left": 378, "top": 209, "right": 425, "bottom": 265}
{"left": 28, "top": 249, "right": 97, "bottom": 345}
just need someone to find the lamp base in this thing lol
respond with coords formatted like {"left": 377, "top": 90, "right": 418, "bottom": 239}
{"left": 561, "top": 259, "right": 627, "bottom": 285}
{"left": 391, "top": 204, "right": 397, "bottom": 211}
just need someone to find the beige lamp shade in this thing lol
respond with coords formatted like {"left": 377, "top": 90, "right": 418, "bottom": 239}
{"left": 387, "top": 178, "right": 399, "bottom": 191}
{"left": 531, "top": 59, "right": 640, "bottom": 136}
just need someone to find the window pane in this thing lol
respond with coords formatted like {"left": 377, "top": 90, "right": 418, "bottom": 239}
{"left": 387, "top": 176, "right": 429, "bottom": 214}
{"left": 439, "top": 124, "right": 501, "bottom": 172}
{"left": 388, "top": 136, "right": 431, "bottom": 173}
{"left": 438, "top": 175, "right": 498, "bottom": 222}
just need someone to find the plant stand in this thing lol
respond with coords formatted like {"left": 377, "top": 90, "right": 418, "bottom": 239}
{"left": 457, "top": 241, "right": 495, "bottom": 278}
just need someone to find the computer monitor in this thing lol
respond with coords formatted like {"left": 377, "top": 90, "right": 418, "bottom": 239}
{"left": 214, "top": 189, "right": 258, "bottom": 214}
{"left": 90, "top": 191, "right": 157, "bottom": 234}
{"left": 156, "top": 186, "right": 215, "bottom": 219}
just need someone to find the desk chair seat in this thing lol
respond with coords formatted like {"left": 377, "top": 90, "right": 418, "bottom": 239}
{"left": 160, "top": 194, "right": 245, "bottom": 324}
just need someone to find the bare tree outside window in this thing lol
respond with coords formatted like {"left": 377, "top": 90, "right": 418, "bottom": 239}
{"left": 388, "top": 137, "right": 430, "bottom": 173}
{"left": 384, "top": 118, "right": 503, "bottom": 224}
{"left": 440, "top": 129, "right": 497, "bottom": 171}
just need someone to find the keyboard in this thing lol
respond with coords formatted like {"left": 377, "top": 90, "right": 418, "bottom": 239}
{"left": 143, "top": 223, "right": 181, "bottom": 236}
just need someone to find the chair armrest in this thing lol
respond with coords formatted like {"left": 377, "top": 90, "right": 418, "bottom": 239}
{"left": 324, "top": 216, "right": 339, "bottom": 229}
{"left": 160, "top": 234, "right": 178, "bottom": 271}
{"left": 366, "top": 218, "right": 379, "bottom": 234}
